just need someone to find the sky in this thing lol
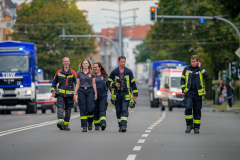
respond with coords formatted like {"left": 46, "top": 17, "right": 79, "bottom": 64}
{"left": 12, "top": 0, "right": 157, "bottom": 33}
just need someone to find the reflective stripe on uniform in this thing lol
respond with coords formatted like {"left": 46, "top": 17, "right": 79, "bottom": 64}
{"left": 181, "top": 85, "right": 185, "bottom": 89}
{"left": 185, "top": 115, "right": 193, "bottom": 119}
{"left": 181, "top": 75, "right": 186, "bottom": 79}
{"left": 118, "top": 119, "right": 121, "bottom": 122}
{"left": 81, "top": 116, "right": 88, "bottom": 119}
{"left": 125, "top": 95, "right": 130, "bottom": 100}
{"left": 133, "top": 90, "right": 138, "bottom": 93}
{"left": 131, "top": 79, "right": 135, "bottom": 83}
{"left": 88, "top": 115, "right": 94, "bottom": 118}
{"left": 121, "top": 117, "right": 128, "bottom": 121}
{"left": 193, "top": 119, "right": 201, "bottom": 124}
{"left": 108, "top": 78, "right": 114, "bottom": 87}
{"left": 94, "top": 116, "right": 106, "bottom": 124}
{"left": 66, "top": 90, "right": 74, "bottom": 94}
{"left": 200, "top": 69, "right": 206, "bottom": 74}
{"left": 64, "top": 121, "right": 69, "bottom": 125}
{"left": 59, "top": 89, "right": 65, "bottom": 94}
{"left": 58, "top": 119, "right": 64, "bottom": 123}
{"left": 51, "top": 87, "right": 55, "bottom": 91}
{"left": 58, "top": 73, "right": 66, "bottom": 77}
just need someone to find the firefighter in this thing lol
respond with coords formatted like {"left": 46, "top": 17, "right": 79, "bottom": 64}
{"left": 51, "top": 57, "right": 77, "bottom": 131}
{"left": 108, "top": 56, "right": 138, "bottom": 132}
{"left": 74, "top": 59, "right": 97, "bottom": 132}
{"left": 93, "top": 62, "right": 109, "bottom": 131}
{"left": 181, "top": 55, "right": 208, "bottom": 134}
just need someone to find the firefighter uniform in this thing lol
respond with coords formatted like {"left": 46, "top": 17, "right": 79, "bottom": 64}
{"left": 51, "top": 68, "right": 77, "bottom": 130}
{"left": 77, "top": 70, "right": 96, "bottom": 129}
{"left": 94, "top": 74, "right": 109, "bottom": 130}
{"left": 108, "top": 67, "right": 138, "bottom": 132}
{"left": 181, "top": 65, "right": 208, "bottom": 131}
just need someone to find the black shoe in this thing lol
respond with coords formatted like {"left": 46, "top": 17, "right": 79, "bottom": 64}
{"left": 88, "top": 123, "right": 92, "bottom": 130}
{"left": 57, "top": 122, "right": 64, "bottom": 130}
{"left": 185, "top": 126, "right": 193, "bottom": 133}
{"left": 121, "top": 126, "right": 127, "bottom": 132}
{"left": 95, "top": 126, "right": 100, "bottom": 131}
{"left": 101, "top": 124, "right": 106, "bottom": 131}
{"left": 82, "top": 127, "right": 87, "bottom": 132}
{"left": 119, "top": 127, "right": 122, "bottom": 132}
{"left": 64, "top": 125, "right": 70, "bottom": 131}
{"left": 194, "top": 128, "right": 200, "bottom": 134}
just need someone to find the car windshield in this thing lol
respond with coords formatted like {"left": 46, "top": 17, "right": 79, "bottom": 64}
{"left": 0, "top": 55, "right": 29, "bottom": 72}
{"left": 37, "top": 86, "right": 51, "bottom": 94}
{"left": 171, "top": 77, "right": 181, "bottom": 88}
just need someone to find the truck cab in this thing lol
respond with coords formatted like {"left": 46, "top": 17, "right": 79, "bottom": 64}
{"left": 160, "top": 67, "right": 185, "bottom": 111}
{"left": 0, "top": 41, "right": 38, "bottom": 114}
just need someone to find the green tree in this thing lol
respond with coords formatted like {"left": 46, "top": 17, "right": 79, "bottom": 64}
{"left": 12, "top": 0, "right": 95, "bottom": 79}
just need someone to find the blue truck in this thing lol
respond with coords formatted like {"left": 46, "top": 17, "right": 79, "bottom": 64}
{"left": 148, "top": 60, "right": 186, "bottom": 107}
{"left": 0, "top": 41, "right": 38, "bottom": 114}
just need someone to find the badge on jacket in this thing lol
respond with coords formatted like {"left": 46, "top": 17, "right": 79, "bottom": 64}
{"left": 101, "top": 76, "right": 104, "bottom": 80}
{"left": 89, "top": 74, "right": 91, "bottom": 78}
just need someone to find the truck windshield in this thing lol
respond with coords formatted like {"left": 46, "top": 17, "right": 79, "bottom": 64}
{"left": 37, "top": 86, "right": 51, "bottom": 94}
{"left": 0, "top": 55, "right": 29, "bottom": 72}
{"left": 171, "top": 77, "right": 181, "bottom": 88}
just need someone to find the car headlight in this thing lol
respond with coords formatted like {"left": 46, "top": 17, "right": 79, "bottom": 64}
{"left": 26, "top": 90, "right": 32, "bottom": 94}
{"left": 157, "top": 91, "right": 161, "bottom": 96}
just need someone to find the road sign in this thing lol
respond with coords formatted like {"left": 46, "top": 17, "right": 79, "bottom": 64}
{"left": 199, "top": 18, "right": 205, "bottom": 24}
{"left": 235, "top": 47, "right": 240, "bottom": 58}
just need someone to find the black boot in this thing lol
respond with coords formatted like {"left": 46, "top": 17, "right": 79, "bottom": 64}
{"left": 82, "top": 127, "right": 87, "bottom": 132}
{"left": 185, "top": 126, "right": 193, "bottom": 133}
{"left": 95, "top": 126, "right": 100, "bottom": 131}
{"left": 88, "top": 123, "right": 92, "bottom": 130}
{"left": 119, "top": 127, "right": 122, "bottom": 132}
{"left": 64, "top": 125, "right": 70, "bottom": 131}
{"left": 194, "top": 128, "right": 200, "bottom": 134}
{"left": 101, "top": 124, "right": 106, "bottom": 131}
{"left": 57, "top": 122, "right": 64, "bottom": 130}
{"left": 121, "top": 126, "right": 127, "bottom": 132}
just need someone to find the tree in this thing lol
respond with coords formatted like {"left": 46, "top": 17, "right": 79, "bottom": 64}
{"left": 12, "top": 0, "right": 95, "bottom": 78}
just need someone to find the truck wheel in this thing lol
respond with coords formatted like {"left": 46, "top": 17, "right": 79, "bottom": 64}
{"left": 51, "top": 104, "right": 56, "bottom": 113}
{"left": 0, "top": 110, "right": 4, "bottom": 114}
{"left": 168, "top": 100, "right": 173, "bottom": 111}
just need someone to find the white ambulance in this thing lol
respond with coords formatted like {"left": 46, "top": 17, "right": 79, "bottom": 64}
{"left": 159, "top": 67, "right": 185, "bottom": 111}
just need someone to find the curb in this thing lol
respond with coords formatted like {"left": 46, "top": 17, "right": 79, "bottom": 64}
{"left": 205, "top": 102, "right": 240, "bottom": 115}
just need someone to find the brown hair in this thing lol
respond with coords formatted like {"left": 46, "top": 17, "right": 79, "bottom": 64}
{"left": 93, "top": 62, "right": 108, "bottom": 78}
{"left": 118, "top": 56, "right": 126, "bottom": 62}
{"left": 191, "top": 55, "right": 199, "bottom": 61}
{"left": 79, "top": 59, "right": 95, "bottom": 76}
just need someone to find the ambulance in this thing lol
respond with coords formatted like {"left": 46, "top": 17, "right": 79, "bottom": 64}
{"left": 159, "top": 67, "right": 185, "bottom": 111}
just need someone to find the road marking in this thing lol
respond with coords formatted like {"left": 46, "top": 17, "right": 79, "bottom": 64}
{"left": 142, "top": 134, "right": 149, "bottom": 137}
{"left": 133, "top": 146, "right": 141, "bottom": 151}
{"left": 0, "top": 114, "right": 80, "bottom": 137}
{"left": 145, "top": 130, "right": 151, "bottom": 133}
{"left": 151, "top": 125, "right": 156, "bottom": 127}
{"left": 126, "top": 155, "right": 137, "bottom": 160}
{"left": 137, "top": 139, "right": 145, "bottom": 143}
{"left": 153, "top": 123, "right": 158, "bottom": 125}
{"left": 148, "top": 127, "right": 154, "bottom": 129}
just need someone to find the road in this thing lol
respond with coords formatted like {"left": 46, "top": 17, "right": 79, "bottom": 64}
{"left": 0, "top": 84, "right": 240, "bottom": 160}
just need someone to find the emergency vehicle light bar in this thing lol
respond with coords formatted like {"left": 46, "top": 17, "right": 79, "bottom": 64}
{"left": 0, "top": 47, "right": 25, "bottom": 52}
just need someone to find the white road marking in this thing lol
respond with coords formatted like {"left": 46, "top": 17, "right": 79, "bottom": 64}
{"left": 145, "top": 130, "right": 151, "bottom": 133}
{"left": 133, "top": 146, "right": 142, "bottom": 151}
{"left": 148, "top": 127, "right": 154, "bottom": 129}
{"left": 126, "top": 155, "right": 137, "bottom": 160}
{"left": 151, "top": 125, "right": 156, "bottom": 127}
{"left": 137, "top": 139, "right": 145, "bottom": 143}
{"left": 153, "top": 123, "right": 158, "bottom": 125}
{"left": 142, "top": 134, "right": 149, "bottom": 137}
{"left": 0, "top": 114, "right": 80, "bottom": 137}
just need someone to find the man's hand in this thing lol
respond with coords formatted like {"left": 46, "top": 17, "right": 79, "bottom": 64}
{"left": 115, "top": 83, "right": 120, "bottom": 88}
{"left": 134, "top": 96, "right": 137, "bottom": 100}
{"left": 94, "top": 94, "right": 97, "bottom": 101}
{"left": 52, "top": 91, "right": 56, "bottom": 97}
{"left": 198, "top": 62, "right": 201, "bottom": 67}
{"left": 74, "top": 95, "right": 77, "bottom": 102}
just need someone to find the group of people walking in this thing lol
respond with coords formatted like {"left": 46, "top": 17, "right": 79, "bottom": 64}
{"left": 51, "top": 56, "right": 138, "bottom": 133}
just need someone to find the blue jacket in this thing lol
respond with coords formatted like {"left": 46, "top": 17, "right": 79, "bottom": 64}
{"left": 181, "top": 65, "right": 208, "bottom": 96}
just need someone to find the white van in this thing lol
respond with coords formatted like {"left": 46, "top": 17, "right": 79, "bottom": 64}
{"left": 159, "top": 67, "right": 185, "bottom": 111}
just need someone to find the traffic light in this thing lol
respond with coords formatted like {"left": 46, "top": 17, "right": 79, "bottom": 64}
{"left": 150, "top": 6, "right": 157, "bottom": 21}
{"left": 146, "top": 59, "right": 151, "bottom": 66}
{"left": 61, "top": 28, "right": 66, "bottom": 41}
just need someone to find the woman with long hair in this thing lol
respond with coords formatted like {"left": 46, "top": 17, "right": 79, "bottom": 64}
{"left": 226, "top": 84, "right": 234, "bottom": 109}
{"left": 93, "top": 62, "right": 109, "bottom": 131}
{"left": 74, "top": 59, "right": 97, "bottom": 132}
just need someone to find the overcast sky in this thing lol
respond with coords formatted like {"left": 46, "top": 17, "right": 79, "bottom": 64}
{"left": 12, "top": 0, "right": 157, "bottom": 33}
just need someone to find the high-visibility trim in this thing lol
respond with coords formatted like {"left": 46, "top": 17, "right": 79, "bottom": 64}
{"left": 64, "top": 121, "right": 69, "bottom": 125}
{"left": 186, "top": 70, "right": 192, "bottom": 73}
{"left": 133, "top": 90, "right": 138, "bottom": 93}
{"left": 88, "top": 115, "right": 94, "bottom": 118}
{"left": 131, "top": 79, "right": 135, "bottom": 83}
{"left": 81, "top": 116, "right": 88, "bottom": 119}
{"left": 184, "top": 88, "right": 189, "bottom": 93}
{"left": 181, "top": 85, "right": 185, "bottom": 89}
{"left": 51, "top": 87, "right": 55, "bottom": 91}
{"left": 184, "top": 71, "right": 189, "bottom": 93}
{"left": 200, "top": 69, "right": 206, "bottom": 74}
{"left": 67, "top": 75, "right": 74, "bottom": 78}
{"left": 66, "top": 90, "right": 74, "bottom": 94}
{"left": 94, "top": 120, "right": 101, "bottom": 124}
{"left": 181, "top": 75, "right": 186, "bottom": 79}
{"left": 58, "top": 73, "right": 66, "bottom": 77}
{"left": 125, "top": 95, "right": 131, "bottom": 100}
{"left": 108, "top": 78, "right": 113, "bottom": 82}
{"left": 58, "top": 119, "right": 64, "bottom": 123}
{"left": 121, "top": 116, "right": 128, "bottom": 121}
{"left": 185, "top": 115, "right": 193, "bottom": 119}
{"left": 118, "top": 119, "right": 121, "bottom": 122}
{"left": 193, "top": 119, "right": 201, "bottom": 124}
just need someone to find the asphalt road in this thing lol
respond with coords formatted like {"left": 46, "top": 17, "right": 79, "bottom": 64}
{"left": 0, "top": 84, "right": 240, "bottom": 160}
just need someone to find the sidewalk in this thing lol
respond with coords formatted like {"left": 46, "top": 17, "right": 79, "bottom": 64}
{"left": 205, "top": 100, "right": 240, "bottom": 115}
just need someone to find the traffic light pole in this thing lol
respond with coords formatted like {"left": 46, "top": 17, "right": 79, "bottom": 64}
{"left": 59, "top": 34, "right": 120, "bottom": 57}
{"left": 156, "top": 15, "right": 240, "bottom": 46}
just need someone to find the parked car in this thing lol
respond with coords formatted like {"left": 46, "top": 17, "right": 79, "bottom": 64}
{"left": 37, "top": 80, "right": 56, "bottom": 113}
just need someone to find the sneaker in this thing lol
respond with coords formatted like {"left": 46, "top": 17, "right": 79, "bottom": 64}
{"left": 95, "top": 126, "right": 100, "bottom": 131}
{"left": 57, "top": 122, "right": 64, "bottom": 130}
{"left": 194, "top": 128, "right": 200, "bottom": 134}
{"left": 185, "top": 126, "right": 193, "bottom": 133}
{"left": 88, "top": 123, "right": 92, "bottom": 130}
{"left": 121, "top": 126, "right": 127, "bottom": 132}
{"left": 101, "top": 124, "right": 106, "bottom": 131}
{"left": 82, "top": 127, "right": 87, "bottom": 132}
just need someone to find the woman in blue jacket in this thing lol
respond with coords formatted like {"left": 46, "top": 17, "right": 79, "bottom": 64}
{"left": 93, "top": 62, "right": 109, "bottom": 131}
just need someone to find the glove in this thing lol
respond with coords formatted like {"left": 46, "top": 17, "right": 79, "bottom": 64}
{"left": 129, "top": 98, "right": 136, "bottom": 108}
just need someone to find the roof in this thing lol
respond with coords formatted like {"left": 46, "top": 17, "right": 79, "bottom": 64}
{"left": 5, "top": 0, "right": 17, "bottom": 9}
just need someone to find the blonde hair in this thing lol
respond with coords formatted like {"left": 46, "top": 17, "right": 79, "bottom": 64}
{"left": 79, "top": 59, "right": 95, "bottom": 76}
